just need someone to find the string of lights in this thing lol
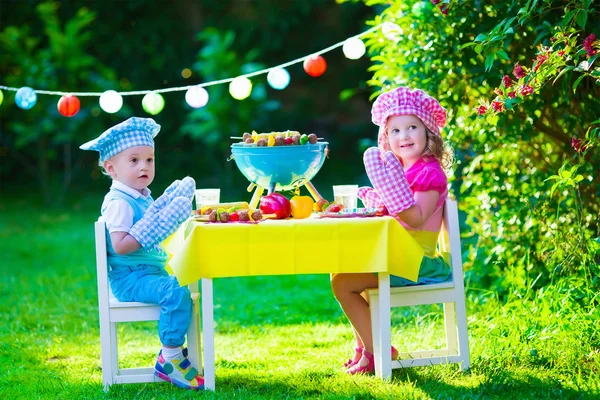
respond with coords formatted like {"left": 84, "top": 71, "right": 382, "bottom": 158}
{"left": 0, "top": 23, "right": 392, "bottom": 117}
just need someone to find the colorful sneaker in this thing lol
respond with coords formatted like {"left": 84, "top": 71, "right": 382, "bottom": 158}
{"left": 154, "top": 351, "right": 204, "bottom": 390}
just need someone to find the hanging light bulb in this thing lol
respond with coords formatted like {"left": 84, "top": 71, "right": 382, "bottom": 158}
{"left": 303, "top": 55, "right": 327, "bottom": 77}
{"left": 0, "top": 90, "right": 3, "bottom": 106}
{"left": 15, "top": 86, "right": 37, "bottom": 110}
{"left": 267, "top": 68, "right": 290, "bottom": 90}
{"left": 343, "top": 37, "right": 366, "bottom": 60}
{"left": 57, "top": 95, "right": 81, "bottom": 117}
{"left": 185, "top": 86, "right": 209, "bottom": 108}
{"left": 142, "top": 92, "right": 165, "bottom": 115}
{"left": 229, "top": 77, "right": 252, "bottom": 100}
{"left": 99, "top": 90, "right": 123, "bottom": 114}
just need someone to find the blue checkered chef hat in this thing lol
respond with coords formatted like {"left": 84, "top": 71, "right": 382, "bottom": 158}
{"left": 80, "top": 117, "right": 160, "bottom": 161}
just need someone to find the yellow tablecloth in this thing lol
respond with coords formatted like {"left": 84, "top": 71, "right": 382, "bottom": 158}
{"left": 165, "top": 216, "right": 424, "bottom": 286}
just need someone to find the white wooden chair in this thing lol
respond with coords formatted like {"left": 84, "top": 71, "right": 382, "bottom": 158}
{"left": 366, "top": 198, "right": 470, "bottom": 378}
{"left": 94, "top": 218, "right": 202, "bottom": 391}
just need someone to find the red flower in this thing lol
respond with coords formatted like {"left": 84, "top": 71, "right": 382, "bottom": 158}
{"left": 430, "top": 0, "right": 441, "bottom": 4}
{"left": 583, "top": 33, "right": 597, "bottom": 57}
{"left": 571, "top": 136, "right": 588, "bottom": 153}
{"left": 507, "top": 91, "right": 516, "bottom": 99}
{"left": 491, "top": 101, "right": 504, "bottom": 112}
{"left": 477, "top": 105, "right": 487, "bottom": 115}
{"left": 557, "top": 50, "right": 566, "bottom": 57}
{"left": 494, "top": 87, "right": 503, "bottom": 96}
{"left": 521, "top": 85, "right": 534, "bottom": 96}
{"left": 513, "top": 63, "right": 526, "bottom": 79}
{"left": 502, "top": 75, "right": 513, "bottom": 88}
{"left": 439, "top": 4, "right": 449, "bottom": 15}
{"left": 533, "top": 55, "right": 548, "bottom": 72}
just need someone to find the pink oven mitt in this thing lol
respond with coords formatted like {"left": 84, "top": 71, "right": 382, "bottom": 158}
{"left": 357, "top": 186, "right": 388, "bottom": 215}
{"left": 363, "top": 147, "right": 415, "bottom": 215}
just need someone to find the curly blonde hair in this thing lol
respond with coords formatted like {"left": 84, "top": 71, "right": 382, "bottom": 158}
{"left": 422, "top": 129, "right": 453, "bottom": 173}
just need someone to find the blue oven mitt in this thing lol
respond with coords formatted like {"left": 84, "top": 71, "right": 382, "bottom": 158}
{"left": 146, "top": 176, "right": 196, "bottom": 216}
{"left": 129, "top": 177, "right": 196, "bottom": 250}
{"left": 129, "top": 197, "right": 192, "bottom": 251}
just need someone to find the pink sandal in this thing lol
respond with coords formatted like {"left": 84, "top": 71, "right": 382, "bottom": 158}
{"left": 346, "top": 349, "right": 375, "bottom": 375}
{"left": 343, "top": 347, "right": 363, "bottom": 368}
{"left": 345, "top": 346, "right": 399, "bottom": 374}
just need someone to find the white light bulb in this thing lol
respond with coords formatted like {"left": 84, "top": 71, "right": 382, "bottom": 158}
{"left": 342, "top": 37, "right": 366, "bottom": 60}
{"left": 99, "top": 90, "right": 123, "bottom": 114}
{"left": 185, "top": 86, "right": 209, "bottom": 108}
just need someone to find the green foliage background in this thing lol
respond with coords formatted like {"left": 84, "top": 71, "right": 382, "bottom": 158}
{"left": 357, "top": 0, "right": 599, "bottom": 298}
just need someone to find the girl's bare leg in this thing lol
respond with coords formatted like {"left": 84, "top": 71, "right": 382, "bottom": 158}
{"left": 331, "top": 273, "right": 379, "bottom": 353}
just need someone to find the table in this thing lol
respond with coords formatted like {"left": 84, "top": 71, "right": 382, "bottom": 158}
{"left": 165, "top": 216, "right": 424, "bottom": 390}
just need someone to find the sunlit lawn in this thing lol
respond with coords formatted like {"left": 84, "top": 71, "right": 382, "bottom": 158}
{"left": 0, "top": 195, "right": 598, "bottom": 399}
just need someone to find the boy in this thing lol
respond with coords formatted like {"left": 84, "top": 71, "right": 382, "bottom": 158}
{"left": 80, "top": 117, "right": 204, "bottom": 390}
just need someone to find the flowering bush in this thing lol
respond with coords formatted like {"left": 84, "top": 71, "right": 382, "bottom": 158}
{"left": 358, "top": 0, "right": 599, "bottom": 297}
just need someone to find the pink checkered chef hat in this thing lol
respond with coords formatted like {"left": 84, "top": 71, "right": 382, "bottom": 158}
{"left": 371, "top": 87, "right": 447, "bottom": 151}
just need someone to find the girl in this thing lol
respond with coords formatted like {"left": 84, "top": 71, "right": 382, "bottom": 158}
{"left": 331, "top": 87, "right": 453, "bottom": 375}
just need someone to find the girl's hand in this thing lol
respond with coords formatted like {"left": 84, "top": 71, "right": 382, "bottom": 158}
{"left": 357, "top": 186, "right": 387, "bottom": 213}
{"left": 363, "top": 147, "right": 415, "bottom": 215}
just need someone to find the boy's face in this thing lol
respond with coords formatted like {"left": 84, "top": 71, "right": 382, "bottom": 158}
{"left": 103, "top": 145, "right": 155, "bottom": 193}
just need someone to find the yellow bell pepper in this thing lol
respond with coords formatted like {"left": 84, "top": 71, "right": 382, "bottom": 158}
{"left": 290, "top": 196, "right": 315, "bottom": 219}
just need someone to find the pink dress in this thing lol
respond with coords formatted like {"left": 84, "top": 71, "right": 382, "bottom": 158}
{"left": 391, "top": 156, "right": 452, "bottom": 286}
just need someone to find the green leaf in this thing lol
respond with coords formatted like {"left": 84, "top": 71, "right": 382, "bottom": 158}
{"left": 573, "top": 74, "right": 586, "bottom": 93}
{"left": 550, "top": 181, "right": 560, "bottom": 197}
{"left": 553, "top": 66, "right": 574, "bottom": 84}
{"left": 497, "top": 50, "right": 510, "bottom": 61}
{"left": 474, "top": 34, "right": 488, "bottom": 42}
{"left": 485, "top": 54, "right": 495, "bottom": 71}
{"left": 562, "top": 10, "right": 577, "bottom": 28}
{"left": 474, "top": 44, "right": 483, "bottom": 54}
{"left": 560, "top": 169, "right": 572, "bottom": 179}
{"left": 574, "top": 174, "right": 584, "bottom": 182}
{"left": 575, "top": 10, "right": 588, "bottom": 29}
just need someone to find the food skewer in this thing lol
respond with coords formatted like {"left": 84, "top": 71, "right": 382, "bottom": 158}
{"left": 230, "top": 136, "right": 325, "bottom": 140}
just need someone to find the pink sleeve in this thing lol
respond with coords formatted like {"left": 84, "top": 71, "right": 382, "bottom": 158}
{"left": 409, "top": 165, "right": 447, "bottom": 194}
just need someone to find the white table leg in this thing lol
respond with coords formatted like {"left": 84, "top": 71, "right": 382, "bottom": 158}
{"left": 376, "top": 273, "right": 392, "bottom": 379}
{"left": 201, "top": 278, "right": 215, "bottom": 391}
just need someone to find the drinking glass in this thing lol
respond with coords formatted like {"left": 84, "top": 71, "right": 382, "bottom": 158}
{"left": 194, "top": 188, "right": 221, "bottom": 209}
{"left": 332, "top": 185, "right": 358, "bottom": 210}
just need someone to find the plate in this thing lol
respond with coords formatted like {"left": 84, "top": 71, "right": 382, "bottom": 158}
{"left": 317, "top": 208, "right": 378, "bottom": 218}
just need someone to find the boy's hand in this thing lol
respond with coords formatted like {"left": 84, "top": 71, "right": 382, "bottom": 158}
{"left": 129, "top": 197, "right": 192, "bottom": 251}
{"left": 363, "top": 147, "right": 415, "bottom": 215}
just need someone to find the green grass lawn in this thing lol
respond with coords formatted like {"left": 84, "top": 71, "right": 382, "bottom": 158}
{"left": 0, "top": 196, "right": 598, "bottom": 399}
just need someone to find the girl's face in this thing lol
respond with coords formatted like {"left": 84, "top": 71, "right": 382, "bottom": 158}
{"left": 104, "top": 145, "right": 155, "bottom": 193}
{"left": 386, "top": 114, "right": 427, "bottom": 168}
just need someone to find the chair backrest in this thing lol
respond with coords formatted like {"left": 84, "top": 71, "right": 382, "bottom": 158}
{"left": 94, "top": 217, "right": 197, "bottom": 298}
{"left": 438, "top": 198, "right": 466, "bottom": 288}
{"left": 95, "top": 217, "right": 112, "bottom": 319}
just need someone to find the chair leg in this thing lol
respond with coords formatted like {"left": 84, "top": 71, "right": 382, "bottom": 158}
{"left": 375, "top": 273, "right": 392, "bottom": 379}
{"left": 99, "top": 321, "right": 113, "bottom": 392}
{"left": 186, "top": 295, "right": 202, "bottom": 375}
{"left": 455, "top": 295, "right": 470, "bottom": 370}
{"left": 443, "top": 302, "right": 458, "bottom": 355}
{"left": 201, "top": 278, "right": 215, "bottom": 391}
{"left": 109, "top": 322, "right": 119, "bottom": 386}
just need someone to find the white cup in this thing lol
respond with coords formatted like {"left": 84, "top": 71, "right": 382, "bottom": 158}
{"left": 332, "top": 185, "right": 358, "bottom": 210}
{"left": 195, "top": 188, "right": 220, "bottom": 209}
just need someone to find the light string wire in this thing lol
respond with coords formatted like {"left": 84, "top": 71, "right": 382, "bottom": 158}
{"left": 0, "top": 24, "right": 382, "bottom": 97}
